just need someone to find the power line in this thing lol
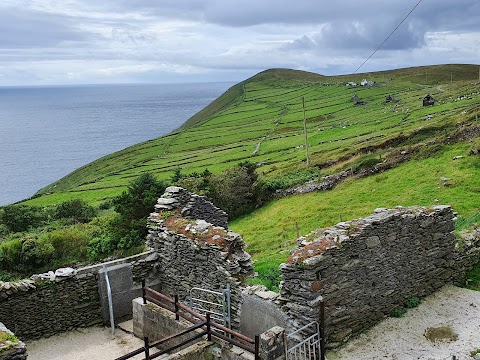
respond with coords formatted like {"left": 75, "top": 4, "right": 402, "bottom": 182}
{"left": 353, "top": 0, "right": 424, "bottom": 74}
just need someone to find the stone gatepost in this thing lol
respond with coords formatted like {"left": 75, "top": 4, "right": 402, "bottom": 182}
{"left": 259, "top": 326, "right": 286, "bottom": 360}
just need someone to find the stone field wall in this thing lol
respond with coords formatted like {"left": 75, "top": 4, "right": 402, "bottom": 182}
{"left": 0, "top": 252, "right": 158, "bottom": 340}
{"left": 280, "top": 205, "right": 480, "bottom": 347}
{"left": 0, "top": 322, "right": 27, "bottom": 360}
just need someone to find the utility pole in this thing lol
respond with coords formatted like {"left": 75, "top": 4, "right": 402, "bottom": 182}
{"left": 302, "top": 97, "right": 310, "bottom": 167}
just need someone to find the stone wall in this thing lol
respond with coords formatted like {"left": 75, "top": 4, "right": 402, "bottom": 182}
{"left": 156, "top": 186, "right": 228, "bottom": 229}
{"left": 147, "top": 187, "right": 253, "bottom": 330}
{"left": 0, "top": 251, "right": 159, "bottom": 340}
{"left": 0, "top": 323, "right": 27, "bottom": 360}
{"left": 280, "top": 205, "right": 476, "bottom": 347}
{"left": 240, "top": 287, "right": 290, "bottom": 338}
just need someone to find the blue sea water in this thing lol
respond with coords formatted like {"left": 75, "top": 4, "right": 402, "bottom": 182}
{"left": 0, "top": 83, "right": 233, "bottom": 206}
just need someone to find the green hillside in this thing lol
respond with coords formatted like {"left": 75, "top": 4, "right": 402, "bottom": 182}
{"left": 27, "top": 64, "right": 480, "bottom": 207}
{"left": 6, "top": 64, "right": 480, "bottom": 285}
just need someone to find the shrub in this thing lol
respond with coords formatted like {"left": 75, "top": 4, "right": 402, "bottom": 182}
{"left": 37, "top": 225, "right": 91, "bottom": 260}
{"left": 0, "top": 205, "right": 45, "bottom": 233}
{"left": 209, "top": 163, "right": 260, "bottom": 219}
{"left": 111, "top": 173, "right": 167, "bottom": 248}
{"left": 21, "top": 238, "right": 54, "bottom": 269}
{"left": 87, "top": 235, "right": 116, "bottom": 261}
{"left": 405, "top": 296, "right": 421, "bottom": 308}
{"left": 0, "top": 239, "right": 22, "bottom": 271}
{"left": 53, "top": 199, "right": 97, "bottom": 223}
{"left": 390, "top": 307, "right": 407, "bottom": 318}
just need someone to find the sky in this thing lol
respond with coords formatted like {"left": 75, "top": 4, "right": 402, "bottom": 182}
{"left": 0, "top": 0, "right": 479, "bottom": 86}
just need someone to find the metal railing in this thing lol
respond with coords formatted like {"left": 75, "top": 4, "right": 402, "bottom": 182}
{"left": 115, "top": 281, "right": 259, "bottom": 360}
{"left": 285, "top": 301, "right": 325, "bottom": 360}
{"left": 189, "top": 285, "right": 231, "bottom": 330}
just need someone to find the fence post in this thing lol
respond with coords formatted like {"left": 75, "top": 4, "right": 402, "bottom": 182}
{"left": 206, "top": 313, "right": 212, "bottom": 341}
{"left": 319, "top": 300, "right": 326, "bottom": 360}
{"left": 144, "top": 336, "right": 150, "bottom": 360}
{"left": 174, "top": 294, "right": 179, "bottom": 320}
{"left": 142, "top": 280, "right": 146, "bottom": 305}
{"left": 254, "top": 335, "right": 260, "bottom": 360}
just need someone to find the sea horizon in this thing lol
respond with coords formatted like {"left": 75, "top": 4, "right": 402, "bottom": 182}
{"left": 0, "top": 82, "right": 234, "bottom": 206}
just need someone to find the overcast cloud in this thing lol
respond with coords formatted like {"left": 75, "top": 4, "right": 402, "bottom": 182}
{"left": 0, "top": 0, "right": 478, "bottom": 85}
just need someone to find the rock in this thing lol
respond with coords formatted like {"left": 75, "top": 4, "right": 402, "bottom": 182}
{"left": 39, "top": 271, "right": 56, "bottom": 281}
{"left": 55, "top": 267, "right": 76, "bottom": 277}
{"left": 144, "top": 252, "right": 160, "bottom": 262}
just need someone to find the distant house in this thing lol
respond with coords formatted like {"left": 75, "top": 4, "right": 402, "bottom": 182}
{"left": 361, "top": 79, "right": 374, "bottom": 86}
{"left": 423, "top": 94, "right": 435, "bottom": 107}
{"left": 346, "top": 82, "right": 357, "bottom": 87}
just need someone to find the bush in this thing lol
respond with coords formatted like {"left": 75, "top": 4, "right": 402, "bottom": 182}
{"left": 53, "top": 199, "right": 97, "bottom": 223}
{"left": 37, "top": 225, "right": 92, "bottom": 260}
{"left": 21, "top": 238, "right": 54, "bottom": 269}
{"left": 87, "top": 235, "right": 116, "bottom": 261}
{"left": 0, "top": 239, "right": 22, "bottom": 271}
{"left": 209, "top": 163, "right": 260, "bottom": 219}
{"left": 111, "top": 173, "right": 167, "bottom": 248}
{"left": 0, "top": 205, "right": 45, "bottom": 233}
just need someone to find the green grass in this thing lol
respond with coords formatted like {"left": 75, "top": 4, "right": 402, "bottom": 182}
{"left": 230, "top": 143, "right": 479, "bottom": 287}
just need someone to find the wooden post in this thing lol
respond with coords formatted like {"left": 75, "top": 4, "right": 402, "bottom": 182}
{"left": 174, "top": 294, "right": 179, "bottom": 320}
{"left": 206, "top": 313, "right": 212, "bottom": 341}
{"left": 302, "top": 97, "right": 310, "bottom": 166}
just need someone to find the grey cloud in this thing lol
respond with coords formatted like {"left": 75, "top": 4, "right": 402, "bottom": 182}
{"left": 283, "top": 18, "right": 426, "bottom": 53}
{"left": 0, "top": 7, "right": 85, "bottom": 48}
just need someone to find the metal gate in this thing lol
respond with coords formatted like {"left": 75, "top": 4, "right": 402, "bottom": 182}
{"left": 285, "top": 321, "right": 324, "bottom": 360}
{"left": 188, "top": 285, "right": 231, "bottom": 330}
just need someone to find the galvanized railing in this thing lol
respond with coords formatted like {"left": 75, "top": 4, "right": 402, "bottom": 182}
{"left": 285, "top": 321, "right": 322, "bottom": 360}
{"left": 189, "top": 285, "right": 230, "bottom": 330}
{"left": 285, "top": 300, "right": 325, "bottom": 360}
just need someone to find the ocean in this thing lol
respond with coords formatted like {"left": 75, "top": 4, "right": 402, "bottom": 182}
{"left": 0, "top": 83, "right": 234, "bottom": 206}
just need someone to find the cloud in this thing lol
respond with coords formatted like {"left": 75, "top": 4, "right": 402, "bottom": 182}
{"left": 0, "top": 7, "right": 85, "bottom": 48}
{"left": 0, "top": 0, "right": 478, "bottom": 85}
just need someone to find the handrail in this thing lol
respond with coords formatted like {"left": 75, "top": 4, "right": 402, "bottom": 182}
{"left": 144, "top": 287, "right": 255, "bottom": 344}
{"left": 140, "top": 282, "right": 260, "bottom": 359}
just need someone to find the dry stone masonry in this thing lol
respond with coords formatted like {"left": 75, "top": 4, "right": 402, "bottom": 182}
{"left": 147, "top": 187, "right": 254, "bottom": 330}
{"left": 0, "top": 252, "right": 159, "bottom": 340}
{"left": 0, "top": 323, "right": 26, "bottom": 360}
{"left": 280, "top": 205, "right": 480, "bottom": 347}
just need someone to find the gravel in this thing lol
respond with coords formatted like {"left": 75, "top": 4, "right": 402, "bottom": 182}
{"left": 327, "top": 285, "right": 480, "bottom": 360}
{"left": 27, "top": 326, "right": 145, "bottom": 360}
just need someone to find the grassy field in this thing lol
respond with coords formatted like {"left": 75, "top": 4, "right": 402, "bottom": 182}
{"left": 15, "top": 64, "right": 480, "bottom": 286}
{"left": 26, "top": 64, "right": 480, "bottom": 206}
